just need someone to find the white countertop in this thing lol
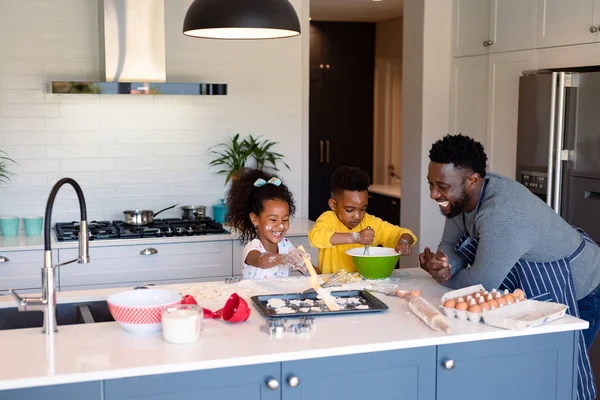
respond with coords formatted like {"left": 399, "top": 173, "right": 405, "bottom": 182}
{"left": 0, "top": 269, "right": 587, "bottom": 390}
{"left": 369, "top": 184, "right": 401, "bottom": 199}
{"left": 0, "top": 218, "right": 315, "bottom": 252}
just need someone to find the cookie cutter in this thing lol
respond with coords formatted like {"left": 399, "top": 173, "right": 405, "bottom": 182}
{"left": 225, "top": 276, "right": 241, "bottom": 284}
{"left": 259, "top": 317, "right": 315, "bottom": 336}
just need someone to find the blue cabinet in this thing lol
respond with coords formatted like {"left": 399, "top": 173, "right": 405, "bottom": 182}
{"left": 437, "top": 331, "right": 576, "bottom": 400}
{"left": 0, "top": 332, "right": 578, "bottom": 400}
{"left": 104, "top": 363, "right": 281, "bottom": 400}
{"left": 281, "top": 347, "right": 436, "bottom": 400}
{"left": 0, "top": 381, "right": 101, "bottom": 400}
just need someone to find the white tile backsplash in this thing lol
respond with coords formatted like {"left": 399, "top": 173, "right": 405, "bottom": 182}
{"left": 0, "top": 118, "right": 45, "bottom": 131}
{"left": 2, "top": 104, "right": 60, "bottom": 118}
{"left": 59, "top": 104, "right": 114, "bottom": 117}
{"left": 3, "top": 131, "right": 61, "bottom": 146}
{"left": 0, "top": 90, "right": 44, "bottom": 103}
{"left": 101, "top": 145, "right": 154, "bottom": 158}
{"left": 47, "top": 145, "right": 102, "bottom": 159}
{"left": 46, "top": 117, "right": 102, "bottom": 131}
{"left": 0, "top": 0, "right": 306, "bottom": 221}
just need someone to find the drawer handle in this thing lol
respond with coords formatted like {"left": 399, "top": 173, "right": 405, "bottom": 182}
{"left": 287, "top": 376, "right": 300, "bottom": 388}
{"left": 0, "top": 256, "right": 8, "bottom": 263}
{"left": 391, "top": 200, "right": 398, "bottom": 205}
{"left": 139, "top": 248, "right": 158, "bottom": 256}
{"left": 266, "top": 378, "right": 279, "bottom": 390}
{"left": 443, "top": 359, "right": 455, "bottom": 370}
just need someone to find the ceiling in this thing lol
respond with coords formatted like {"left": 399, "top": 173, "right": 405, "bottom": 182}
{"left": 310, "top": 0, "right": 403, "bottom": 22}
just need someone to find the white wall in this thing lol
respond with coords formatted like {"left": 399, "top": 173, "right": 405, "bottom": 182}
{"left": 401, "top": 0, "right": 452, "bottom": 266}
{"left": 0, "top": 0, "right": 309, "bottom": 224}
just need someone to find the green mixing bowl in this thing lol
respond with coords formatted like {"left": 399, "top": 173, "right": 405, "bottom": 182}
{"left": 346, "top": 247, "right": 400, "bottom": 279}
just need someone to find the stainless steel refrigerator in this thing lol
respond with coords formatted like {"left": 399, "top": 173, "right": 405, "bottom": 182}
{"left": 516, "top": 68, "right": 600, "bottom": 243}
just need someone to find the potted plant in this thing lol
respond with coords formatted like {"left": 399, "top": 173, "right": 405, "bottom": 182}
{"left": 0, "top": 150, "right": 16, "bottom": 184}
{"left": 208, "top": 133, "right": 254, "bottom": 185}
{"left": 246, "top": 135, "right": 290, "bottom": 172}
{"left": 208, "top": 134, "right": 290, "bottom": 185}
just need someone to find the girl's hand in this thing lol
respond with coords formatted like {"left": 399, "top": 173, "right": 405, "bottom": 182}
{"left": 282, "top": 248, "right": 310, "bottom": 272}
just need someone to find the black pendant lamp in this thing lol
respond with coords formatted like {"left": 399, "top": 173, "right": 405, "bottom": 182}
{"left": 183, "top": 0, "right": 301, "bottom": 40}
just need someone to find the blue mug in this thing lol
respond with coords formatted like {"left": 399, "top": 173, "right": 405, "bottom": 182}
{"left": 0, "top": 216, "right": 20, "bottom": 236}
{"left": 24, "top": 216, "right": 43, "bottom": 236}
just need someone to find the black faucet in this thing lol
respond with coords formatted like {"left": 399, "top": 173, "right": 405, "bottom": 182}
{"left": 9, "top": 178, "right": 90, "bottom": 334}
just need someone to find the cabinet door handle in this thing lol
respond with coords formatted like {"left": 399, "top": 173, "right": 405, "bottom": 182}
{"left": 325, "top": 140, "right": 330, "bottom": 163}
{"left": 591, "top": 26, "right": 599, "bottom": 33}
{"left": 139, "top": 248, "right": 158, "bottom": 256}
{"left": 443, "top": 359, "right": 455, "bottom": 370}
{"left": 483, "top": 40, "right": 494, "bottom": 46}
{"left": 325, "top": 64, "right": 331, "bottom": 69}
{"left": 0, "top": 256, "right": 9, "bottom": 263}
{"left": 266, "top": 378, "right": 279, "bottom": 390}
{"left": 287, "top": 375, "right": 300, "bottom": 388}
{"left": 391, "top": 200, "right": 398, "bottom": 205}
{"left": 319, "top": 64, "right": 324, "bottom": 69}
{"left": 319, "top": 140, "right": 324, "bottom": 163}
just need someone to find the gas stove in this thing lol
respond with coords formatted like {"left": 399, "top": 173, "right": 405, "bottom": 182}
{"left": 55, "top": 218, "right": 228, "bottom": 242}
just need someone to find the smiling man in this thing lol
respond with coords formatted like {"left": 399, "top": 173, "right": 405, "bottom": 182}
{"left": 420, "top": 134, "right": 600, "bottom": 400}
{"left": 308, "top": 166, "right": 417, "bottom": 274}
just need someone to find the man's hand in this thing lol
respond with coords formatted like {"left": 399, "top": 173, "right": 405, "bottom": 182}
{"left": 356, "top": 227, "right": 375, "bottom": 245}
{"left": 418, "top": 247, "right": 451, "bottom": 283}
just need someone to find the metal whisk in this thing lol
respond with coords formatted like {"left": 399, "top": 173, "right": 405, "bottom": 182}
{"left": 363, "top": 226, "right": 372, "bottom": 255}
{"left": 303, "top": 270, "right": 355, "bottom": 293}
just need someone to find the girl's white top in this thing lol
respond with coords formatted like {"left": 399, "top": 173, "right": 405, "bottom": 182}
{"left": 242, "top": 238, "right": 295, "bottom": 279}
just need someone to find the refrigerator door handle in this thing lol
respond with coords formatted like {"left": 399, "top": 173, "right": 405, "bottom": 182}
{"left": 546, "top": 72, "right": 558, "bottom": 208}
{"left": 553, "top": 72, "right": 567, "bottom": 214}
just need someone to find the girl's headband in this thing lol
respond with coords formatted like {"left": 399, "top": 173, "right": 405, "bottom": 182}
{"left": 253, "top": 177, "right": 281, "bottom": 187}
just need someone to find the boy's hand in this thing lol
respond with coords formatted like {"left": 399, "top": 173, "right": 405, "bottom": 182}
{"left": 395, "top": 239, "right": 412, "bottom": 256}
{"left": 356, "top": 227, "right": 374, "bottom": 245}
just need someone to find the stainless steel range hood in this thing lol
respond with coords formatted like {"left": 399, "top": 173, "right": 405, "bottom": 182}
{"left": 51, "top": 0, "right": 226, "bottom": 95}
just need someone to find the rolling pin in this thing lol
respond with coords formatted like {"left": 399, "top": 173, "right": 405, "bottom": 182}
{"left": 405, "top": 295, "right": 451, "bottom": 334}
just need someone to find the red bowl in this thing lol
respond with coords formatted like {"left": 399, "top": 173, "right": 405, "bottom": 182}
{"left": 107, "top": 289, "right": 181, "bottom": 333}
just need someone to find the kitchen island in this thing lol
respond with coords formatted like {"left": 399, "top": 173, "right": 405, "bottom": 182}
{"left": 0, "top": 268, "right": 586, "bottom": 400}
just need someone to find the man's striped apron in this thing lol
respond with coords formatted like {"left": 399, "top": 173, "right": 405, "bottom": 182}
{"left": 455, "top": 225, "right": 596, "bottom": 400}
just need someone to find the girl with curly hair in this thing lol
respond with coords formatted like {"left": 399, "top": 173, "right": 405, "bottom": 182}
{"left": 225, "top": 168, "right": 310, "bottom": 279}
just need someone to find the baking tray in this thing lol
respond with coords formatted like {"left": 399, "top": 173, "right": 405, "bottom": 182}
{"left": 250, "top": 290, "right": 389, "bottom": 318}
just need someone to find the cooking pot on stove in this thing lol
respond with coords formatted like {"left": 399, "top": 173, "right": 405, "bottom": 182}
{"left": 123, "top": 204, "right": 178, "bottom": 226}
{"left": 181, "top": 205, "right": 206, "bottom": 221}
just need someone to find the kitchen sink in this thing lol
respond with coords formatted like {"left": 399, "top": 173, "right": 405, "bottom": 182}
{"left": 0, "top": 301, "right": 114, "bottom": 331}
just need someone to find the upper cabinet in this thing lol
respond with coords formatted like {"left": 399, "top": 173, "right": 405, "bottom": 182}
{"left": 537, "top": 0, "right": 600, "bottom": 47}
{"left": 453, "top": 0, "right": 538, "bottom": 57}
{"left": 453, "top": 0, "right": 491, "bottom": 57}
{"left": 490, "top": 0, "right": 538, "bottom": 53}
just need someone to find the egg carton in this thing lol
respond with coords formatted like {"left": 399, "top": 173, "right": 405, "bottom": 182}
{"left": 482, "top": 300, "right": 568, "bottom": 330}
{"left": 440, "top": 284, "right": 525, "bottom": 324}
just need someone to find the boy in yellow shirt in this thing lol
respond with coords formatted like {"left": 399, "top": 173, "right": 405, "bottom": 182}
{"left": 308, "top": 166, "right": 417, "bottom": 274}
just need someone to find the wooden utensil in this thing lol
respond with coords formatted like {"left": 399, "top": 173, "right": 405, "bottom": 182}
{"left": 298, "top": 246, "right": 340, "bottom": 311}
